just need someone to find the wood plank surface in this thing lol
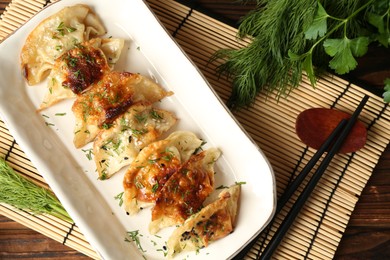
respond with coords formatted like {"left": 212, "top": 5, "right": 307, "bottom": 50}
{"left": 0, "top": 214, "right": 89, "bottom": 259}
{"left": 1, "top": 0, "right": 390, "bottom": 259}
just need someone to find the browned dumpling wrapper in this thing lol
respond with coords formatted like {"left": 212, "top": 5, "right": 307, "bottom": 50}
{"left": 149, "top": 147, "right": 221, "bottom": 234}
{"left": 167, "top": 184, "right": 240, "bottom": 258}
{"left": 72, "top": 71, "right": 173, "bottom": 148}
{"left": 94, "top": 102, "right": 177, "bottom": 180}
{"left": 123, "top": 131, "right": 203, "bottom": 215}
{"left": 39, "top": 37, "right": 124, "bottom": 110}
{"left": 21, "top": 4, "right": 106, "bottom": 85}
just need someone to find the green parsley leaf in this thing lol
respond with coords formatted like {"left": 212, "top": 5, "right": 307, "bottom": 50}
{"left": 323, "top": 38, "right": 358, "bottom": 74}
{"left": 368, "top": 12, "right": 385, "bottom": 33}
{"left": 382, "top": 78, "right": 390, "bottom": 103}
{"left": 323, "top": 38, "right": 343, "bottom": 56}
{"left": 302, "top": 53, "right": 316, "bottom": 86}
{"left": 288, "top": 50, "right": 316, "bottom": 86}
{"left": 377, "top": 31, "right": 390, "bottom": 48}
{"left": 367, "top": 10, "right": 389, "bottom": 47}
{"left": 215, "top": 0, "right": 389, "bottom": 107}
{"left": 350, "top": 37, "right": 370, "bottom": 57}
{"left": 304, "top": 1, "right": 328, "bottom": 40}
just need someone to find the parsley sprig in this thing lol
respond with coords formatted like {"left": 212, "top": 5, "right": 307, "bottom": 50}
{"left": 289, "top": 0, "right": 373, "bottom": 82}
{"left": 382, "top": 78, "right": 390, "bottom": 102}
{"left": 215, "top": 0, "right": 389, "bottom": 108}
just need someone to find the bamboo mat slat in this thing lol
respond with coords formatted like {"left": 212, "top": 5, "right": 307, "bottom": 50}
{"left": 0, "top": 0, "right": 390, "bottom": 259}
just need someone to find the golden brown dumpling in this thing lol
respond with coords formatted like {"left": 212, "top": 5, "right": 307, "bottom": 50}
{"left": 38, "top": 37, "right": 124, "bottom": 110}
{"left": 123, "top": 131, "right": 203, "bottom": 215}
{"left": 167, "top": 184, "right": 241, "bottom": 258}
{"left": 21, "top": 4, "right": 106, "bottom": 85}
{"left": 149, "top": 147, "right": 221, "bottom": 234}
{"left": 94, "top": 103, "right": 177, "bottom": 180}
{"left": 72, "top": 71, "right": 173, "bottom": 148}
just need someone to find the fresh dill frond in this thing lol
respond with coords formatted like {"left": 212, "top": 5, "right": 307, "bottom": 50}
{"left": 215, "top": 0, "right": 389, "bottom": 108}
{"left": 0, "top": 157, "right": 73, "bottom": 223}
{"left": 215, "top": 0, "right": 318, "bottom": 109}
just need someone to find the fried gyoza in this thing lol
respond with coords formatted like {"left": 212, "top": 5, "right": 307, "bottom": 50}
{"left": 123, "top": 131, "right": 204, "bottom": 215}
{"left": 21, "top": 4, "right": 106, "bottom": 85}
{"left": 72, "top": 71, "right": 173, "bottom": 148}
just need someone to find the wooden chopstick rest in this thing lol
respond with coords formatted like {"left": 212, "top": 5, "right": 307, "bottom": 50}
{"left": 296, "top": 107, "right": 367, "bottom": 154}
{"left": 259, "top": 95, "right": 370, "bottom": 259}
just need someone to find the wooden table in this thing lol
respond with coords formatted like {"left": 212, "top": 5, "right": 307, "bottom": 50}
{"left": 1, "top": 1, "right": 389, "bottom": 259}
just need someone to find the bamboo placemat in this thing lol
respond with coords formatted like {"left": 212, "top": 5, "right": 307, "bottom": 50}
{"left": 1, "top": 0, "right": 390, "bottom": 259}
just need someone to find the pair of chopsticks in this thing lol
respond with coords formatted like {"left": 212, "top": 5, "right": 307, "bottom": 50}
{"left": 234, "top": 95, "right": 369, "bottom": 260}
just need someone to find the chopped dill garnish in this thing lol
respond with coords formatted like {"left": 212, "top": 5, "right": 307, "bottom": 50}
{"left": 216, "top": 184, "right": 229, "bottom": 189}
{"left": 151, "top": 182, "right": 159, "bottom": 193}
{"left": 81, "top": 148, "right": 93, "bottom": 160}
{"left": 55, "top": 112, "right": 66, "bottom": 116}
{"left": 150, "top": 110, "right": 163, "bottom": 120}
{"left": 157, "top": 247, "right": 168, "bottom": 257}
{"left": 125, "top": 230, "right": 146, "bottom": 253}
{"left": 114, "top": 192, "right": 124, "bottom": 207}
{"left": 56, "top": 21, "right": 76, "bottom": 36}
{"left": 194, "top": 140, "right": 207, "bottom": 154}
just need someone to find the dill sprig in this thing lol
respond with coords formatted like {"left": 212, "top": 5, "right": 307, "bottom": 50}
{"left": 0, "top": 157, "right": 73, "bottom": 223}
{"left": 215, "top": 0, "right": 318, "bottom": 108}
{"left": 215, "top": 0, "right": 389, "bottom": 108}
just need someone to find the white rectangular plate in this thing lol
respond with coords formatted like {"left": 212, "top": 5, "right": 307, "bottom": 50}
{"left": 0, "top": 0, "right": 276, "bottom": 259}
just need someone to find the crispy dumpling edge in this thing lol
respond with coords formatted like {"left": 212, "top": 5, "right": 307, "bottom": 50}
{"left": 167, "top": 184, "right": 241, "bottom": 258}
{"left": 94, "top": 104, "right": 178, "bottom": 179}
{"left": 21, "top": 4, "right": 106, "bottom": 85}
{"left": 148, "top": 147, "right": 221, "bottom": 234}
{"left": 71, "top": 72, "right": 174, "bottom": 148}
{"left": 123, "top": 131, "right": 204, "bottom": 215}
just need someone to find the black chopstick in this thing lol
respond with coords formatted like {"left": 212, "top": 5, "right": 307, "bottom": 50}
{"left": 234, "top": 115, "right": 347, "bottom": 259}
{"left": 233, "top": 95, "right": 369, "bottom": 260}
{"left": 259, "top": 95, "right": 369, "bottom": 259}
{"left": 275, "top": 118, "right": 346, "bottom": 215}
{"left": 233, "top": 117, "right": 348, "bottom": 260}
